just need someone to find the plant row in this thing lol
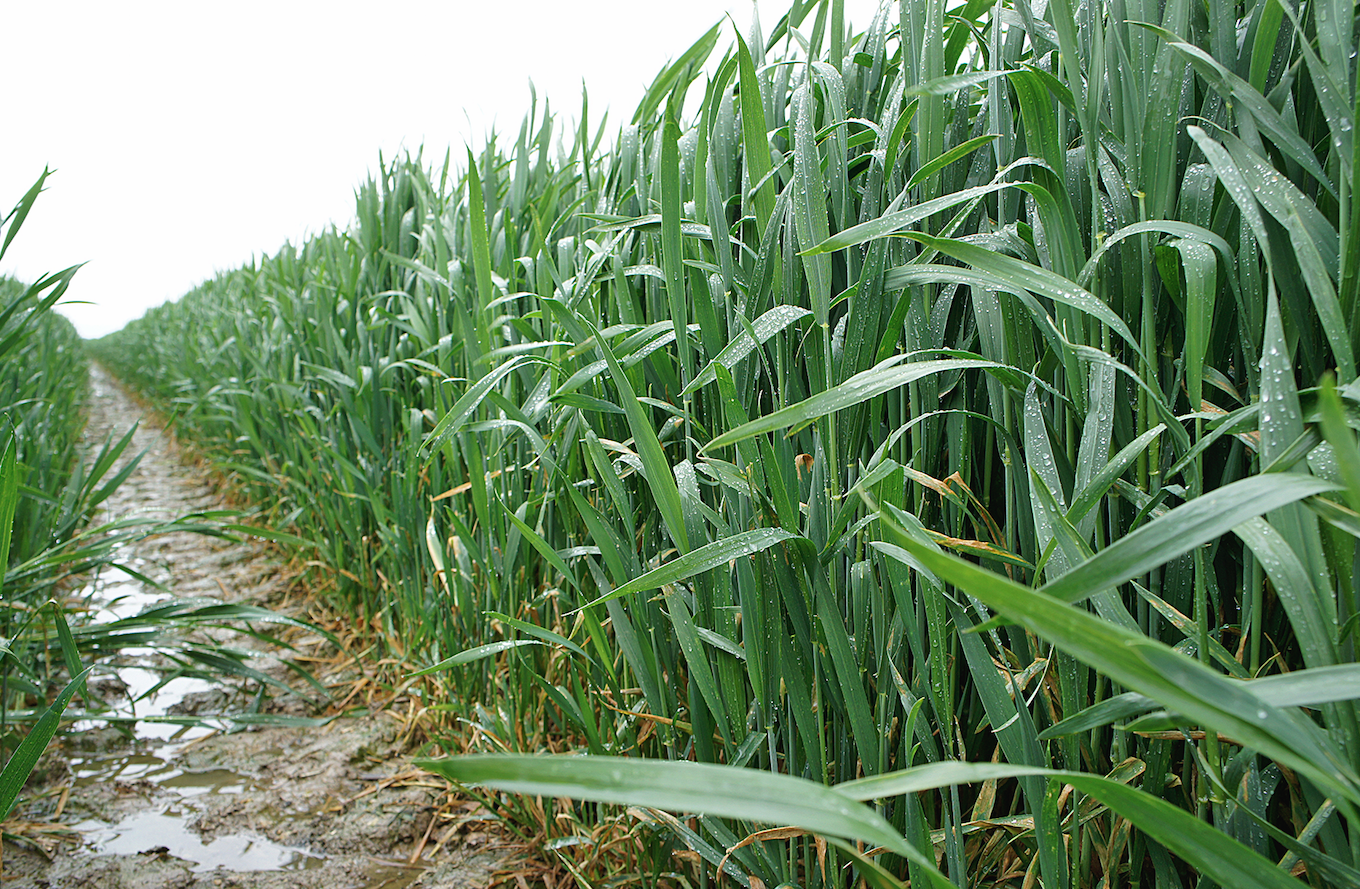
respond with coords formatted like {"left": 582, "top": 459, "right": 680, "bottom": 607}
{"left": 96, "top": 1, "right": 1360, "bottom": 885}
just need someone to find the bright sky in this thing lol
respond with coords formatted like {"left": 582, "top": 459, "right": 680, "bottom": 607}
{"left": 3, "top": 1, "right": 882, "bottom": 339}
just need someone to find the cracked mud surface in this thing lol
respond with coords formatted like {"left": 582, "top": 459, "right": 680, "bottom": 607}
{"left": 2, "top": 365, "right": 507, "bottom": 889}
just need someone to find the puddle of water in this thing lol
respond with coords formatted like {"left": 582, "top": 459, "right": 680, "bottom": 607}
{"left": 75, "top": 572, "right": 224, "bottom": 740}
{"left": 89, "top": 578, "right": 166, "bottom": 623}
{"left": 72, "top": 752, "right": 252, "bottom": 797}
{"left": 359, "top": 862, "right": 426, "bottom": 889}
{"left": 75, "top": 810, "right": 324, "bottom": 872}
{"left": 158, "top": 767, "right": 250, "bottom": 796}
{"left": 105, "top": 665, "right": 219, "bottom": 739}
{"left": 69, "top": 696, "right": 303, "bottom": 874}
{"left": 67, "top": 375, "right": 341, "bottom": 877}
{"left": 72, "top": 665, "right": 221, "bottom": 742}
{"left": 73, "top": 752, "right": 177, "bottom": 786}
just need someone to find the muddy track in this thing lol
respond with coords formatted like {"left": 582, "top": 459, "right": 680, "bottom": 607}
{"left": 3, "top": 365, "right": 508, "bottom": 889}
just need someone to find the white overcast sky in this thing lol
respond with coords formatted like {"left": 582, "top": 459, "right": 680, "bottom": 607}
{"left": 3, "top": 1, "right": 882, "bottom": 339}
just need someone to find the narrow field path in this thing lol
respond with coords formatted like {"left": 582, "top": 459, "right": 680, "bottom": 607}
{"left": 4, "top": 365, "right": 506, "bottom": 889}
{"left": 81, "top": 364, "right": 285, "bottom": 610}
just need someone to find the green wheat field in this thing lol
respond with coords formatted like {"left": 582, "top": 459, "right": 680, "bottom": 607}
{"left": 5, "top": 0, "right": 1360, "bottom": 885}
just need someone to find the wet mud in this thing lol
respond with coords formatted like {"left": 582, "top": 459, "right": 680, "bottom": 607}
{"left": 3, "top": 365, "right": 507, "bottom": 888}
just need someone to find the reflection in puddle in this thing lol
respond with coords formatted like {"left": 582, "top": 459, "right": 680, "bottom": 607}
{"left": 71, "top": 669, "right": 222, "bottom": 744}
{"left": 159, "top": 767, "right": 250, "bottom": 796}
{"left": 76, "top": 811, "right": 323, "bottom": 872}
{"left": 77, "top": 570, "right": 222, "bottom": 741}
{"left": 75, "top": 568, "right": 228, "bottom": 742}
{"left": 359, "top": 862, "right": 426, "bottom": 889}
{"left": 85, "top": 664, "right": 219, "bottom": 742}
{"left": 70, "top": 752, "right": 298, "bottom": 867}
{"left": 89, "top": 578, "right": 165, "bottom": 623}
{"left": 72, "top": 753, "right": 252, "bottom": 797}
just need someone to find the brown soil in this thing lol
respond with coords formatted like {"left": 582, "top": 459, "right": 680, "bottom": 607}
{"left": 1, "top": 365, "right": 511, "bottom": 889}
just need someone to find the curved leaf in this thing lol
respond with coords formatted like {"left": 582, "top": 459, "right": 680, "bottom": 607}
{"left": 841, "top": 762, "right": 1307, "bottom": 889}
{"left": 871, "top": 503, "right": 1360, "bottom": 808}
{"left": 418, "top": 754, "right": 954, "bottom": 889}
{"left": 408, "top": 640, "right": 544, "bottom": 677}
{"left": 705, "top": 357, "right": 998, "bottom": 451}
{"left": 592, "top": 528, "right": 801, "bottom": 606}
{"left": 1042, "top": 474, "right": 1337, "bottom": 605}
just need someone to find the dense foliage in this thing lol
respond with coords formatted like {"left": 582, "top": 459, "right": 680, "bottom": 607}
{"left": 0, "top": 172, "right": 120, "bottom": 814}
{"left": 97, "top": 0, "right": 1360, "bottom": 885}
{"left": 0, "top": 277, "right": 88, "bottom": 586}
{"left": 0, "top": 174, "right": 146, "bottom": 607}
